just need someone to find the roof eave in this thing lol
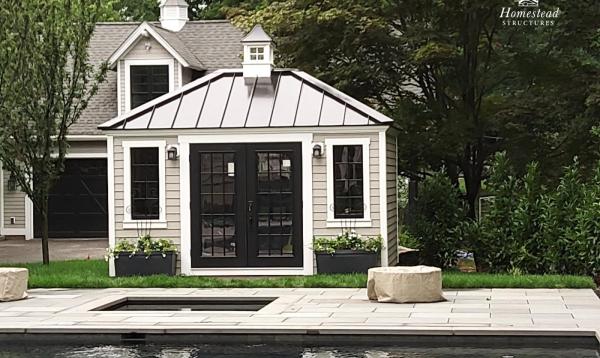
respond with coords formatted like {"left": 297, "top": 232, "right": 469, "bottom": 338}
{"left": 98, "top": 69, "right": 230, "bottom": 130}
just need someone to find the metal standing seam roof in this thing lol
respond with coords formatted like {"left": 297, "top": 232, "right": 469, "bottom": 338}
{"left": 99, "top": 69, "right": 394, "bottom": 130}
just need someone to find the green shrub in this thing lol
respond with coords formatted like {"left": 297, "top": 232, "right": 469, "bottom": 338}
{"left": 406, "top": 172, "right": 468, "bottom": 268}
{"left": 398, "top": 228, "right": 420, "bottom": 249}
{"left": 474, "top": 153, "right": 600, "bottom": 276}
{"left": 107, "top": 235, "right": 177, "bottom": 259}
{"left": 313, "top": 230, "right": 382, "bottom": 254}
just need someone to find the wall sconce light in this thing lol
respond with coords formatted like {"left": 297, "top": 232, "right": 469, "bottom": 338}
{"left": 167, "top": 144, "right": 179, "bottom": 160}
{"left": 312, "top": 143, "right": 324, "bottom": 158}
{"left": 7, "top": 173, "right": 17, "bottom": 191}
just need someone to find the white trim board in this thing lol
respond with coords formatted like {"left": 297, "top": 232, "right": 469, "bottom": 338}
{"left": 63, "top": 153, "right": 108, "bottom": 159}
{"left": 191, "top": 268, "right": 305, "bottom": 277}
{"left": 178, "top": 133, "right": 314, "bottom": 276}
{"left": 103, "top": 125, "right": 390, "bottom": 137}
{"left": 2, "top": 228, "right": 27, "bottom": 236}
{"left": 24, "top": 196, "right": 33, "bottom": 240}
{"left": 378, "top": 131, "right": 389, "bottom": 266}
{"left": 121, "top": 140, "right": 167, "bottom": 230}
{"left": 0, "top": 162, "right": 4, "bottom": 235}
{"left": 108, "top": 22, "right": 193, "bottom": 69}
{"left": 117, "top": 62, "right": 122, "bottom": 117}
{"left": 324, "top": 137, "right": 372, "bottom": 227}
{"left": 124, "top": 59, "right": 175, "bottom": 113}
{"left": 107, "top": 136, "right": 116, "bottom": 276}
{"left": 66, "top": 135, "right": 107, "bottom": 141}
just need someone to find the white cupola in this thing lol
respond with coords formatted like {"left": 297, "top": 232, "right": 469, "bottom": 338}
{"left": 242, "top": 25, "right": 274, "bottom": 79}
{"left": 159, "top": 0, "right": 189, "bottom": 32}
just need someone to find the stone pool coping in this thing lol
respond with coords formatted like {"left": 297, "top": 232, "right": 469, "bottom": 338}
{"left": 0, "top": 288, "right": 598, "bottom": 346}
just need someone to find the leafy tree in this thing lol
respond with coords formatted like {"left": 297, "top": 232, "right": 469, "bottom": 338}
{"left": 232, "top": 0, "right": 600, "bottom": 217}
{"left": 0, "top": 0, "right": 107, "bottom": 264}
{"left": 99, "top": 0, "right": 266, "bottom": 21}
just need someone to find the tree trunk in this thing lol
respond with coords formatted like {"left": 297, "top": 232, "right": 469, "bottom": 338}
{"left": 445, "top": 164, "right": 460, "bottom": 188}
{"left": 41, "top": 193, "right": 50, "bottom": 265}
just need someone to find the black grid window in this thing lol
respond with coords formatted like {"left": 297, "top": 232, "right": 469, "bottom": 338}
{"left": 333, "top": 145, "right": 364, "bottom": 218}
{"left": 130, "top": 65, "right": 169, "bottom": 109}
{"left": 130, "top": 147, "right": 159, "bottom": 220}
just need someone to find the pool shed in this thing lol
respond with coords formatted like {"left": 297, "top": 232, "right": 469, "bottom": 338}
{"left": 100, "top": 25, "right": 399, "bottom": 276}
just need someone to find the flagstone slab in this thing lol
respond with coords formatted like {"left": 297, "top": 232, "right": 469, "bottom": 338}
{"left": 0, "top": 287, "right": 598, "bottom": 345}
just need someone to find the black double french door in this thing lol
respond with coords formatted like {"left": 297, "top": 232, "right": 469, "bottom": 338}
{"left": 190, "top": 143, "right": 302, "bottom": 268}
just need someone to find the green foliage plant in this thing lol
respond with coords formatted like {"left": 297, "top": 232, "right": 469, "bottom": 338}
{"left": 107, "top": 235, "right": 177, "bottom": 260}
{"left": 313, "top": 230, "right": 382, "bottom": 254}
{"left": 407, "top": 172, "right": 469, "bottom": 269}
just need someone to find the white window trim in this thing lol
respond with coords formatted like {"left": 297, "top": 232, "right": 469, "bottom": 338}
{"left": 124, "top": 59, "right": 175, "bottom": 113}
{"left": 325, "top": 137, "right": 371, "bottom": 227}
{"left": 122, "top": 140, "right": 167, "bottom": 229}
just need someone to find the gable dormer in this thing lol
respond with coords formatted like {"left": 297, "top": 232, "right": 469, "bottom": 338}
{"left": 107, "top": 22, "right": 205, "bottom": 115}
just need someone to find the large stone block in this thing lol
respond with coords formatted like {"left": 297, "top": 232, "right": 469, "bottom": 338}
{"left": 367, "top": 266, "right": 445, "bottom": 303}
{"left": 0, "top": 268, "right": 28, "bottom": 302}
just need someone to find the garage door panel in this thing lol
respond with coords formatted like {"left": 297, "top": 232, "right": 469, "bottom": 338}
{"left": 34, "top": 159, "right": 108, "bottom": 239}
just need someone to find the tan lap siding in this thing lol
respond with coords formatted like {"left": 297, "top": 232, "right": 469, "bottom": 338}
{"left": 312, "top": 132, "right": 381, "bottom": 238}
{"left": 113, "top": 136, "right": 181, "bottom": 270}
{"left": 386, "top": 132, "right": 398, "bottom": 265}
{"left": 3, "top": 170, "right": 26, "bottom": 229}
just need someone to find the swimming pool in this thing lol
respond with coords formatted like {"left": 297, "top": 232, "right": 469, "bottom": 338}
{"left": 0, "top": 343, "right": 598, "bottom": 357}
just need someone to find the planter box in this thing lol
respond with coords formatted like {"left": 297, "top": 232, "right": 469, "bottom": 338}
{"left": 114, "top": 252, "right": 177, "bottom": 277}
{"left": 315, "top": 250, "right": 379, "bottom": 274}
{"left": 397, "top": 249, "right": 420, "bottom": 266}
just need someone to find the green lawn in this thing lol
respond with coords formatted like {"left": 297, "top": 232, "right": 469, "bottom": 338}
{"left": 2, "top": 260, "right": 596, "bottom": 289}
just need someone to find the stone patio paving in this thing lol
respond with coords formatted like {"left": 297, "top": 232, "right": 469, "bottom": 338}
{"left": 0, "top": 288, "right": 599, "bottom": 342}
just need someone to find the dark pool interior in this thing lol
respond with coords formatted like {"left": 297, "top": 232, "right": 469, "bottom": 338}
{"left": 93, "top": 297, "right": 275, "bottom": 311}
{"left": 0, "top": 343, "right": 598, "bottom": 357}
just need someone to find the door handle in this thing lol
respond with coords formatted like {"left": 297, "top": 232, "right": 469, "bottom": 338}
{"left": 247, "top": 201, "right": 254, "bottom": 224}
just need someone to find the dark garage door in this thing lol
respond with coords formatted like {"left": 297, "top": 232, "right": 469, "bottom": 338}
{"left": 34, "top": 159, "right": 108, "bottom": 238}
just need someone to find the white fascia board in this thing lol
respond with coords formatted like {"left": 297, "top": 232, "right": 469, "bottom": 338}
{"left": 107, "top": 22, "right": 190, "bottom": 69}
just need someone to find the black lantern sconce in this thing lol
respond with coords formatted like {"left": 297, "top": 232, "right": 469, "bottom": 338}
{"left": 166, "top": 144, "right": 179, "bottom": 161}
{"left": 7, "top": 173, "right": 17, "bottom": 192}
{"left": 312, "top": 142, "right": 324, "bottom": 158}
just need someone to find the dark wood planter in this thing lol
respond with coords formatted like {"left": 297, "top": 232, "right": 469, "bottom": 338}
{"left": 114, "top": 252, "right": 177, "bottom": 277}
{"left": 397, "top": 249, "right": 420, "bottom": 266}
{"left": 315, "top": 250, "right": 379, "bottom": 274}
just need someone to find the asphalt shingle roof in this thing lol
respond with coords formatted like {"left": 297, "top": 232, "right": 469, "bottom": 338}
{"left": 72, "top": 20, "right": 243, "bottom": 135}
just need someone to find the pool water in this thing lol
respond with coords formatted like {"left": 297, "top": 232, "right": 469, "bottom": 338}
{"left": 0, "top": 344, "right": 598, "bottom": 358}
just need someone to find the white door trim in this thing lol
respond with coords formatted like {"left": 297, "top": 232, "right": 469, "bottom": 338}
{"left": 178, "top": 133, "right": 314, "bottom": 276}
